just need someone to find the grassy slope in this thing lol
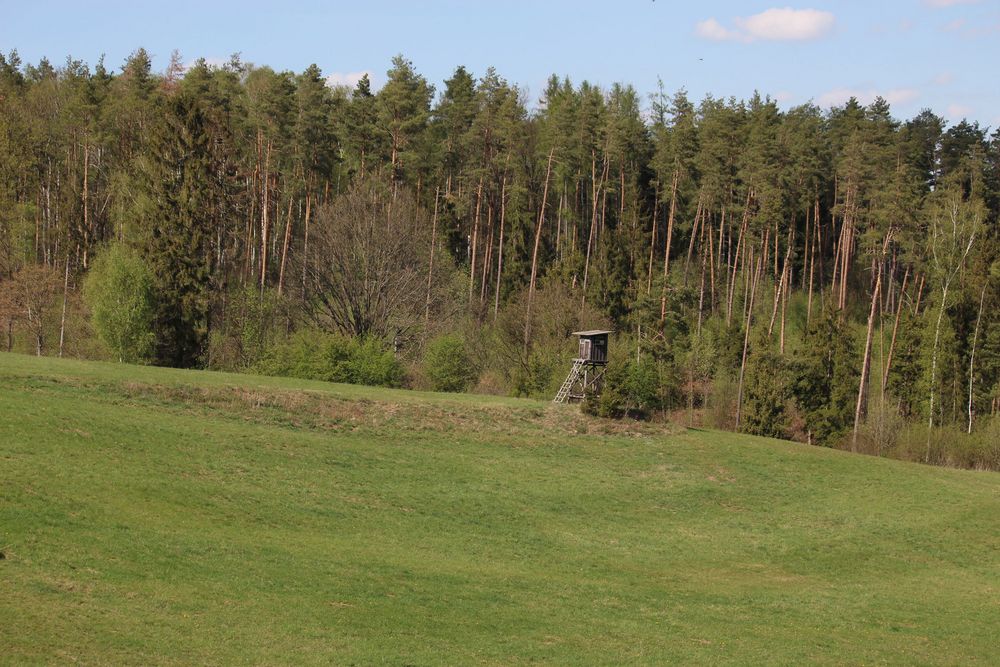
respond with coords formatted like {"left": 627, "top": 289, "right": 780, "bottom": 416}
{"left": 1, "top": 353, "right": 998, "bottom": 665}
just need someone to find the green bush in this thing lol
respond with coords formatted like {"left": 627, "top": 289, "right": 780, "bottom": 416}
{"left": 347, "top": 337, "right": 405, "bottom": 387}
{"left": 423, "top": 334, "right": 478, "bottom": 392}
{"left": 83, "top": 243, "right": 155, "bottom": 363}
{"left": 587, "top": 358, "right": 661, "bottom": 420}
{"left": 510, "top": 349, "right": 560, "bottom": 399}
{"left": 206, "top": 287, "right": 288, "bottom": 371}
{"left": 255, "top": 330, "right": 403, "bottom": 387}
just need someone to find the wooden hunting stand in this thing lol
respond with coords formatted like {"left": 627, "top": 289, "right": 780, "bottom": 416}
{"left": 553, "top": 330, "right": 611, "bottom": 403}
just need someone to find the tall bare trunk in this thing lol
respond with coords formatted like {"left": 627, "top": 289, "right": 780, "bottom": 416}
{"left": 301, "top": 190, "right": 313, "bottom": 292}
{"left": 683, "top": 196, "right": 704, "bottom": 284}
{"left": 726, "top": 189, "right": 752, "bottom": 326}
{"left": 481, "top": 204, "right": 495, "bottom": 305}
{"left": 424, "top": 187, "right": 440, "bottom": 337}
{"left": 735, "top": 255, "right": 763, "bottom": 430}
{"left": 468, "top": 178, "right": 484, "bottom": 304}
{"left": 582, "top": 153, "right": 607, "bottom": 305}
{"left": 926, "top": 284, "right": 949, "bottom": 462}
{"left": 646, "top": 197, "right": 659, "bottom": 294}
{"left": 58, "top": 255, "right": 69, "bottom": 358}
{"left": 260, "top": 137, "right": 271, "bottom": 293}
{"left": 277, "top": 196, "right": 293, "bottom": 295}
{"left": 525, "top": 150, "right": 555, "bottom": 351}
{"left": 768, "top": 231, "right": 793, "bottom": 336}
{"left": 853, "top": 241, "right": 888, "bottom": 451}
{"left": 494, "top": 176, "right": 507, "bottom": 320}
{"left": 82, "top": 143, "right": 89, "bottom": 269}
{"left": 881, "top": 267, "right": 909, "bottom": 396}
{"left": 967, "top": 283, "right": 987, "bottom": 434}
{"left": 663, "top": 170, "right": 678, "bottom": 282}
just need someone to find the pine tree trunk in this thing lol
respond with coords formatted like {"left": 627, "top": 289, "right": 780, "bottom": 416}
{"left": 708, "top": 211, "right": 717, "bottom": 313}
{"left": 663, "top": 170, "right": 678, "bottom": 282}
{"left": 582, "top": 153, "right": 606, "bottom": 305}
{"left": 468, "top": 178, "right": 484, "bottom": 304}
{"left": 424, "top": 187, "right": 440, "bottom": 337}
{"left": 301, "top": 189, "right": 312, "bottom": 292}
{"left": 494, "top": 176, "right": 507, "bottom": 321}
{"left": 967, "top": 283, "right": 987, "bottom": 433}
{"left": 646, "top": 197, "right": 659, "bottom": 294}
{"left": 659, "top": 170, "right": 679, "bottom": 321}
{"left": 683, "top": 196, "right": 704, "bottom": 284}
{"left": 58, "top": 255, "right": 69, "bottom": 358}
{"left": 525, "top": 150, "right": 555, "bottom": 351}
{"left": 807, "top": 199, "right": 819, "bottom": 327}
{"left": 735, "top": 255, "right": 763, "bottom": 430}
{"left": 260, "top": 137, "right": 271, "bottom": 294}
{"left": 881, "top": 267, "right": 909, "bottom": 395}
{"left": 277, "top": 196, "right": 293, "bottom": 295}
{"left": 82, "top": 143, "right": 89, "bottom": 269}
{"left": 726, "top": 190, "right": 752, "bottom": 326}
{"left": 481, "top": 204, "right": 494, "bottom": 305}
{"left": 768, "top": 233, "right": 793, "bottom": 336}
{"left": 926, "top": 283, "right": 950, "bottom": 462}
{"left": 853, "top": 249, "right": 886, "bottom": 451}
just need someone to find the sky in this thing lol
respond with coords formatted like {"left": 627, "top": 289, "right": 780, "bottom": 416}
{"left": 2, "top": 0, "right": 998, "bottom": 127}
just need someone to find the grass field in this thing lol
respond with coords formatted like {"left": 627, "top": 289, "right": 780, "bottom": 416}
{"left": 1, "top": 352, "right": 998, "bottom": 665}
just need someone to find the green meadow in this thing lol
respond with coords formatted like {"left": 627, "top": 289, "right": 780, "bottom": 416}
{"left": 1, "top": 352, "right": 997, "bottom": 665}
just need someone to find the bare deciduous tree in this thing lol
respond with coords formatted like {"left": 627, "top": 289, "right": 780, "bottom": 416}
{"left": 4, "top": 265, "right": 62, "bottom": 355}
{"left": 307, "top": 180, "right": 441, "bottom": 341}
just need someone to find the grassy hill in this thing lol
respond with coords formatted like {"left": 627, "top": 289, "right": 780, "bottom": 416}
{"left": 2, "top": 352, "right": 998, "bottom": 665}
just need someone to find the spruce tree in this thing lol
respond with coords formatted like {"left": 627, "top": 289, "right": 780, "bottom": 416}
{"left": 142, "top": 93, "right": 215, "bottom": 367}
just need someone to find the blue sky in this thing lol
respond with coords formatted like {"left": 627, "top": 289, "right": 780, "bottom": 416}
{"left": 3, "top": 0, "right": 998, "bottom": 127}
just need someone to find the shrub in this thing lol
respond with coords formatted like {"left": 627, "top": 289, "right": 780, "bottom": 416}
{"left": 510, "top": 349, "right": 561, "bottom": 399}
{"left": 206, "top": 287, "right": 289, "bottom": 371}
{"left": 83, "top": 243, "right": 155, "bottom": 363}
{"left": 587, "top": 358, "right": 660, "bottom": 420}
{"left": 705, "top": 374, "right": 738, "bottom": 431}
{"left": 347, "top": 337, "right": 405, "bottom": 387}
{"left": 423, "top": 334, "right": 478, "bottom": 392}
{"left": 255, "top": 329, "right": 403, "bottom": 387}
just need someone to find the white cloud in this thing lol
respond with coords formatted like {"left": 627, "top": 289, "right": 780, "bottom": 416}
{"left": 946, "top": 104, "right": 973, "bottom": 118}
{"left": 886, "top": 88, "right": 920, "bottom": 105}
{"left": 325, "top": 70, "right": 372, "bottom": 89}
{"left": 925, "top": 0, "right": 979, "bottom": 7}
{"left": 933, "top": 71, "right": 955, "bottom": 85}
{"left": 736, "top": 8, "right": 836, "bottom": 40}
{"left": 697, "top": 8, "right": 835, "bottom": 42}
{"left": 774, "top": 91, "right": 795, "bottom": 103}
{"left": 816, "top": 87, "right": 919, "bottom": 108}
{"left": 695, "top": 18, "right": 742, "bottom": 41}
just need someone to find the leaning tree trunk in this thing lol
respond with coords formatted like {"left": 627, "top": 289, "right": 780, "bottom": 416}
{"left": 735, "top": 255, "right": 763, "bottom": 431}
{"left": 58, "top": 254, "right": 69, "bottom": 358}
{"left": 853, "top": 248, "right": 887, "bottom": 451}
{"left": 926, "top": 284, "right": 949, "bottom": 462}
{"left": 493, "top": 175, "right": 507, "bottom": 320}
{"left": 881, "top": 267, "right": 909, "bottom": 397}
{"left": 967, "top": 283, "right": 987, "bottom": 434}
{"left": 424, "top": 187, "right": 440, "bottom": 338}
{"left": 524, "top": 150, "right": 555, "bottom": 352}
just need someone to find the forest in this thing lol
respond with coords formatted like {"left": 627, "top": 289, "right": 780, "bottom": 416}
{"left": 0, "top": 49, "right": 997, "bottom": 469}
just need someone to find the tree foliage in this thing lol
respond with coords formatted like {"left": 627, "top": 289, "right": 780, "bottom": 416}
{"left": 84, "top": 243, "right": 155, "bottom": 363}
